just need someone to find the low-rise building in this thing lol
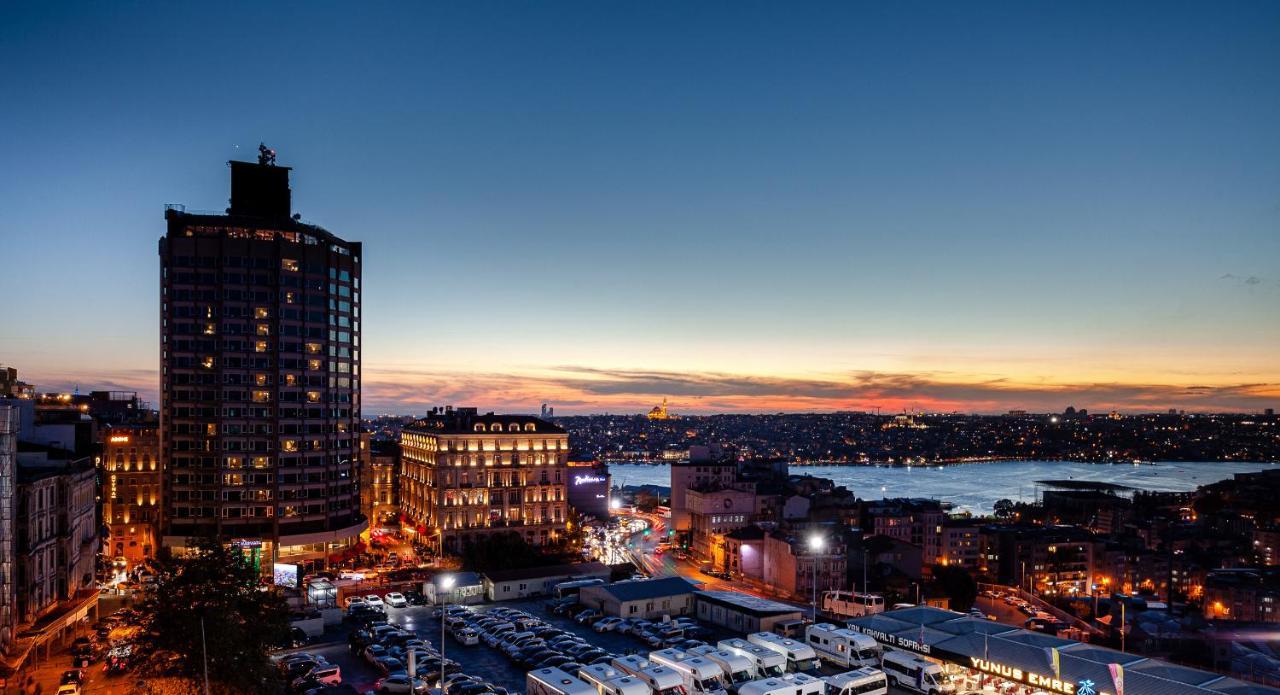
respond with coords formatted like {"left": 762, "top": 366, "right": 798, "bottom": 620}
{"left": 762, "top": 529, "right": 846, "bottom": 600}
{"left": 1203, "top": 568, "right": 1280, "bottom": 623}
{"left": 482, "top": 562, "right": 610, "bottom": 601}
{"left": 694, "top": 590, "right": 804, "bottom": 634}
{"left": 863, "top": 499, "right": 945, "bottom": 565}
{"left": 579, "top": 577, "right": 698, "bottom": 619}
{"left": 939, "top": 519, "right": 981, "bottom": 571}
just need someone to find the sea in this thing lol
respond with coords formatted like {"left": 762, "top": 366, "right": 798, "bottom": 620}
{"left": 606, "top": 460, "right": 1279, "bottom": 516}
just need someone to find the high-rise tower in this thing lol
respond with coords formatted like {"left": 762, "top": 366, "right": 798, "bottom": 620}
{"left": 158, "top": 153, "right": 365, "bottom": 569}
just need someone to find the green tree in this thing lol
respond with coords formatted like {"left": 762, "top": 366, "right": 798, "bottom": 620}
{"left": 930, "top": 564, "right": 979, "bottom": 611}
{"left": 137, "top": 537, "right": 290, "bottom": 693}
{"left": 993, "top": 499, "right": 1016, "bottom": 519}
{"left": 461, "top": 531, "right": 542, "bottom": 572}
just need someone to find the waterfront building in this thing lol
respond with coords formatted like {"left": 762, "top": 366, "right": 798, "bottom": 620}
{"left": 399, "top": 407, "right": 570, "bottom": 554}
{"left": 158, "top": 154, "right": 365, "bottom": 569}
{"left": 100, "top": 424, "right": 161, "bottom": 565}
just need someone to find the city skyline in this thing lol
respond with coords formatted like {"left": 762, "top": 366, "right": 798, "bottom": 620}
{"left": 3, "top": 2, "right": 1279, "bottom": 415}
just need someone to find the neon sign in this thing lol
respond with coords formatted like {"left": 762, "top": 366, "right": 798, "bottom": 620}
{"left": 967, "top": 658, "right": 1076, "bottom": 695}
{"left": 574, "top": 474, "right": 606, "bottom": 486}
{"left": 108, "top": 435, "right": 130, "bottom": 443}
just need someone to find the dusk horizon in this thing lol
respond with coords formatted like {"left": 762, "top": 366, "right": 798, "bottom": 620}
{"left": 4, "top": 2, "right": 1278, "bottom": 416}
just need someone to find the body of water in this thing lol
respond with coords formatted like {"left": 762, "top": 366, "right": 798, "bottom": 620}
{"left": 607, "top": 460, "right": 1279, "bottom": 515}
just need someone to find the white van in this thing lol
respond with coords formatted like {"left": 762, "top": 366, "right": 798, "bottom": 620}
{"left": 528, "top": 668, "right": 599, "bottom": 695}
{"left": 717, "top": 639, "right": 785, "bottom": 679}
{"left": 823, "top": 668, "right": 888, "bottom": 695}
{"left": 746, "top": 632, "right": 821, "bottom": 672}
{"left": 580, "top": 664, "right": 653, "bottom": 695}
{"left": 687, "top": 646, "right": 756, "bottom": 687}
{"left": 736, "top": 673, "right": 825, "bottom": 695}
{"left": 612, "top": 655, "right": 653, "bottom": 677}
{"left": 636, "top": 666, "right": 689, "bottom": 695}
{"left": 649, "top": 651, "right": 728, "bottom": 695}
{"left": 804, "top": 623, "right": 881, "bottom": 668}
{"left": 879, "top": 651, "right": 955, "bottom": 695}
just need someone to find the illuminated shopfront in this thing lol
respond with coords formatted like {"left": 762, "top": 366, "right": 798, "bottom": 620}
{"left": 847, "top": 607, "right": 1273, "bottom": 695}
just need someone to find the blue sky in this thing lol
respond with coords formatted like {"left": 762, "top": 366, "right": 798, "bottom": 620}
{"left": 1, "top": 1, "right": 1277, "bottom": 414}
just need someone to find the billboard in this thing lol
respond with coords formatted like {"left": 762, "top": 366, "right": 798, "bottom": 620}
{"left": 273, "top": 562, "right": 299, "bottom": 588}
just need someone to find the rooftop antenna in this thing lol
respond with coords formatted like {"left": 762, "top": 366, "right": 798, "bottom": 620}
{"left": 258, "top": 142, "right": 277, "bottom": 166}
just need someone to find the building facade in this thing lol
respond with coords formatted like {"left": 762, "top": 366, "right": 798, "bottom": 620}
{"left": 14, "top": 454, "right": 98, "bottom": 626}
{"left": 762, "top": 531, "right": 847, "bottom": 600}
{"left": 400, "top": 408, "right": 570, "bottom": 554}
{"left": 100, "top": 424, "right": 161, "bottom": 565}
{"left": 0, "top": 405, "right": 16, "bottom": 654}
{"left": 159, "top": 157, "right": 365, "bottom": 568}
{"left": 360, "top": 436, "right": 399, "bottom": 530}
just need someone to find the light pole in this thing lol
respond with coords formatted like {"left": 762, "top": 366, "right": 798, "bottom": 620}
{"left": 808, "top": 534, "right": 824, "bottom": 623}
{"left": 439, "top": 574, "right": 454, "bottom": 689}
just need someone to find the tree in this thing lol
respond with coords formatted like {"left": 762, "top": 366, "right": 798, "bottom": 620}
{"left": 993, "top": 499, "right": 1016, "bottom": 519}
{"left": 930, "top": 565, "right": 979, "bottom": 611}
{"left": 460, "top": 531, "right": 542, "bottom": 572}
{"left": 136, "top": 537, "right": 290, "bottom": 693}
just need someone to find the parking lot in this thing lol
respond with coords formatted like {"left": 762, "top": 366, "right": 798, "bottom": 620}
{"left": 282, "top": 597, "right": 734, "bottom": 693}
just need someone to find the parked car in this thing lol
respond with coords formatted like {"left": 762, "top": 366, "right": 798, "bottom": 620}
{"left": 574, "top": 609, "right": 602, "bottom": 624}
{"left": 593, "top": 617, "right": 624, "bottom": 632}
{"left": 365, "top": 595, "right": 387, "bottom": 611}
{"left": 385, "top": 592, "right": 409, "bottom": 608}
{"left": 377, "top": 674, "right": 432, "bottom": 694}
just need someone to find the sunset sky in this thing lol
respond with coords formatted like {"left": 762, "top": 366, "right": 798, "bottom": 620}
{"left": 2, "top": 2, "right": 1278, "bottom": 415}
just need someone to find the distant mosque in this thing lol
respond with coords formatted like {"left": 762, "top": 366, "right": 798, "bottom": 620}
{"left": 647, "top": 397, "right": 677, "bottom": 420}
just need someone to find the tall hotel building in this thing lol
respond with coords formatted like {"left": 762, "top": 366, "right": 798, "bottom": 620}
{"left": 159, "top": 156, "right": 365, "bottom": 569}
{"left": 400, "top": 407, "right": 569, "bottom": 554}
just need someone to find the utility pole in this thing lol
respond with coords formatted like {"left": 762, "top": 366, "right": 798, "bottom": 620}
{"left": 201, "top": 617, "right": 210, "bottom": 695}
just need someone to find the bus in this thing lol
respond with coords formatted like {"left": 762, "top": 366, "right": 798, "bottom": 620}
{"left": 554, "top": 578, "right": 606, "bottom": 600}
{"left": 821, "top": 591, "right": 885, "bottom": 619}
{"left": 879, "top": 651, "right": 955, "bottom": 695}
{"left": 804, "top": 623, "right": 881, "bottom": 668}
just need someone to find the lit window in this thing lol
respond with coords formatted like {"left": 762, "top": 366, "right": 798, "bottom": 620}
{"left": 284, "top": 374, "right": 297, "bottom": 386}
{"left": 282, "top": 258, "right": 299, "bottom": 272}
{"left": 252, "top": 457, "right": 270, "bottom": 469}
{"left": 206, "top": 423, "right": 217, "bottom": 436}
{"left": 283, "top": 292, "right": 296, "bottom": 304}
{"left": 255, "top": 374, "right": 269, "bottom": 386}
{"left": 225, "top": 457, "right": 243, "bottom": 469}
{"left": 224, "top": 473, "right": 244, "bottom": 486}
{"left": 201, "top": 356, "right": 215, "bottom": 369}
{"left": 282, "top": 440, "right": 299, "bottom": 452}
{"left": 308, "top": 359, "right": 322, "bottom": 371}
{"left": 203, "top": 323, "right": 217, "bottom": 335}
{"left": 254, "top": 307, "right": 269, "bottom": 319}
{"left": 255, "top": 340, "right": 269, "bottom": 353}
{"left": 256, "top": 324, "right": 270, "bottom": 336}
{"left": 252, "top": 390, "right": 271, "bottom": 403}
{"left": 306, "top": 391, "right": 321, "bottom": 403}
{"left": 305, "top": 343, "right": 322, "bottom": 354}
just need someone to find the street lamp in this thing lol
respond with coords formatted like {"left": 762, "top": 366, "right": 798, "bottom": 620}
{"left": 439, "top": 574, "right": 454, "bottom": 689}
{"left": 808, "top": 534, "right": 825, "bottom": 623}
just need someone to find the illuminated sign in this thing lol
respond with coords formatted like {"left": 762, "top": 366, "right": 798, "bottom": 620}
{"left": 849, "top": 626, "right": 931, "bottom": 654}
{"left": 967, "top": 658, "right": 1076, "bottom": 695}
{"left": 573, "top": 474, "right": 606, "bottom": 486}
{"left": 273, "top": 562, "right": 299, "bottom": 589}
{"left": 108, "top": 435, "right": 130, "bottom": 443}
